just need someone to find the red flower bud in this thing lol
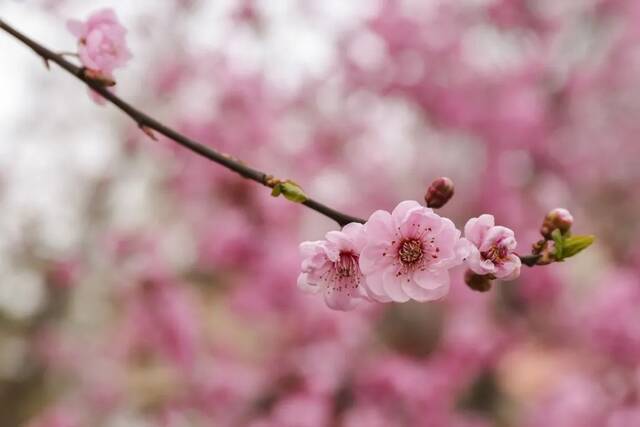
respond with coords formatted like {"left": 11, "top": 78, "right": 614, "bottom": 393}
{"left": 464, "top": 270, "right": 494, "bottom": 292}
{"left": 424, "top": 177, "right": 455, "bottom": 209}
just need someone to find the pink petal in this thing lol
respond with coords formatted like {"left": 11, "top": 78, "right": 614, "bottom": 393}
{"left": 66, "top": 19, "right": 86, "bottom": 38}
{"left": 300, "top": 241, "right": 323, "bottom": 258}
{"left": 424, "top": 282, "right": 449, "bottom": 301}
{"left": 297, "top": 273, "right": 320, "bottom": 294}
{"left": 341, "top": 222, "right": 366, "bottom": 250}
{"left": 391, "top": 200, "right": 424, "bottom": 227}
{"left": 480, "top": 226, "right": 516, "bottom": 251}
{"left": 362, "top": 271, "right": 392, "bottom": 302}
{"left": 326, "top": 223, "right": 365, "bottom": 252}
{"left": 359, "top": 242, "right": 392, "bottom": 275}
{"left": 431, "top": 219, "right": 461, "bottom": 262}
{"left": 413, "top": 269, "right": 450, "bottom": 291}
{"left": 495, "top": 254, "right": 521, "bottom": 280}
{"left": 455, "top": 237, "right": 473, "bottom": 262}
{"left": 464, "top": 246, "right": 486, "bottom": 274}
{"left": 78, "top": 46, "right": 100, "bottom": 71}
{"left": 301, "top": 252, "right": 327, "bottom": 272}
{"left": 325, "top": 230, "right": 352, "bottom": 249}
{"left": 401, "top": 280, "right": 443, "bottom": 302}
{"left": 464, "top": 214, "right": 494, "bottom": 246}
{"left": 88, "top": 8, "right": 118, "bottom": 26}
{"left": 398, "top": 209, "right": 443, "bottom": 239}
{"left": 323, "top": 286, "right": 358, "bottom": 311}
{"left": 382, "top": 268, "right": 411, "bottom": 302}
{"left": 364, "top": 210, "right": 395, "bottom": 242}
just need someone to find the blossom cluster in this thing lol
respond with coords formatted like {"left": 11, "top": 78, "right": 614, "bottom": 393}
{"left": 298, "top": 200, "right": 521, "bottom": 310}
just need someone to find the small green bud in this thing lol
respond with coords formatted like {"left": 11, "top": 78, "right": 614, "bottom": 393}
{"left": 271, "top": 180, "right": 307, "bottom": 203}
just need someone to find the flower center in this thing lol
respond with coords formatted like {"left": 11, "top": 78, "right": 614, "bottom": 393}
{"left": 398, "top": 239, "right": 424, "bottom": 265}
{"left": 482, "top": 245, "right": 508, "bottom": 264}
{"left": 335, "top": 252, "right": 358, "bottom": 278}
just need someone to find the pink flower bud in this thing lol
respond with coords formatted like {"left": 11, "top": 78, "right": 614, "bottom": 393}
{"left": 541, "top": 208, "right": 574, "bottom": 238}
{"left": 424, "top": 177, "right": 455, "bottom": 209}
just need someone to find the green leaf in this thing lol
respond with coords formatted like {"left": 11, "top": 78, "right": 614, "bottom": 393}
{"left": 270, "top": 180, "right": 307, "bottom": 203}
{"left": 270, "top": 185, "right": 282, "bottom": 197}
{"left": 562, "top": 235, "right": 595, "bottom": 258}
{"left": 551, "top": 229, "right": 565, "bottom": 261}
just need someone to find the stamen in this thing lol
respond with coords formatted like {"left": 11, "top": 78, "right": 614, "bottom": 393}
{"left": 335, "top": 252, "right": 358, "bottom": 278}
{"left": 398, "top": 239, "right": 424, "bottom": 265}
{"left": 481, "top": 244, "right": 508, "bottom": 264}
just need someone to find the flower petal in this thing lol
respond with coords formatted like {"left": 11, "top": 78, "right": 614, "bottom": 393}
{"left": 495, "top": 254, "right": 521, "bottom": 280}
{"left": 323, "top": 284, "right": 359, "bottom": 311}
{"left": 391, "top": 200, "right": 424, "bottom": 228}
{"left": 464, "top": 214, "right": 494, "bottom": 246}
{"left": 340, "top": 222, "right": 366, "bottom": 250}
{"left": 297, "top": 273, "right": 320, "bottom": 294}
{"left": 398, "top": 209, "right": 443, "bottom": 239}
{"left": 66, "top": 19, "right": 86, "bottom": 38}
{"left": 364, "top": 209, "right": 395, "bottom": 242}
{"left": 382, "top": 268, "right": 411, "bottom": 302}
{"left": 362, "top": 271, "right": 392, "bottom": 302}
{"left": 414, "top": 269, "right": 450, "bottom": 291}
{"left": 401, "top": 280, "right": 443, "bottom": 302}
{"left": 479, "top": 225, "right": 515, "bottom": 252}
{"left": 359, "top": 242, "right": 393, "bottom": 275}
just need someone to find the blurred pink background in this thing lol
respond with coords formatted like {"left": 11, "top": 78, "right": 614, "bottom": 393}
{"left": 0, "top": 0, "right": 639, "bottom": 426}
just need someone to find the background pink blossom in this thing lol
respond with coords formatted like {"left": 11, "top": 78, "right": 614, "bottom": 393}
{"left": 0, "top": 1, "right": 638, "bottom": 426}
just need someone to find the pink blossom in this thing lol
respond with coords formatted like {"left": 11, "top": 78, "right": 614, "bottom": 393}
{"left": 67, "top": 9, "right": 131, "bottom": 75}
{"left": 123, "top": 269, "right": 201, "bottom": 369}
{"left": 269, "top": 394, "right": 330, "bottom": 427}
{"left": 359, "top": 201, "right": 467, "bottom": 303}
{"left": 525, "top": 374, "right": 608, "bottom": 427}
{"left": 27, "top": 407, "right": 81, "bottom": 427}
{"left": 585, "top": 270, "right": 640, "bottom": 365}
{"left": 298, "top": 223, "right": 369, "bottom": 311}
{"left": 463, "top": 214, "right": 521, "bottom": 280}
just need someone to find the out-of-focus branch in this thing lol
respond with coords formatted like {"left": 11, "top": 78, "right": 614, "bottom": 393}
{"left": 0, "top": 18, "right": 365, "bottom": 228}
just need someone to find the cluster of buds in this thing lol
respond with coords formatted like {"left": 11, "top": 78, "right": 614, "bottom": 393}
{"left": 530, "top": 207, "right": 593, "bottom": 266}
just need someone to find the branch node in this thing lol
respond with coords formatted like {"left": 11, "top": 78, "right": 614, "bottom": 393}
{"left": 82, "top": 68, "right": 116, "bottom": 87}
{"left": 265, "top": 175, "right": 280, "bottom": 188}
{"left": 139, "top": 124, "right": 158, "bottom": 141}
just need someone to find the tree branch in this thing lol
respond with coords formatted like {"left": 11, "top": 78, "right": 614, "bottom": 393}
{"left": 0, "top": 18, "right": 365, "bottom": 228}
{"left": 0, "top": 18, "right": 552, "bottom": 268}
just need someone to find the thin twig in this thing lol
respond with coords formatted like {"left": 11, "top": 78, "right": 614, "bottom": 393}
{"left": 0, "top": 18, "right": 365, "bottom": 227}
